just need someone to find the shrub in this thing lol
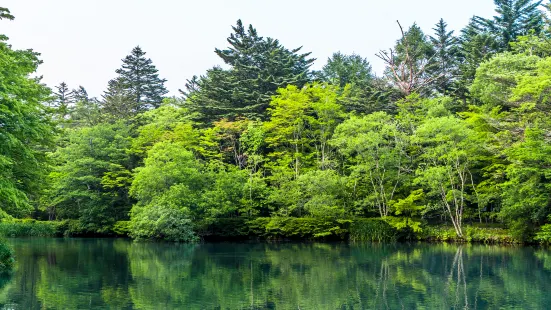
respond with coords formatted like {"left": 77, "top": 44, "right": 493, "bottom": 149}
{"left": 113, "top": 221, "right": 131, "bottom": 236}
{"left": 263, "top": 217, "right": 350, "bottom": 239}
{"left": 535, "top": 223, "right": 551, "bottom": 244}
{"left": 0, "top": 219, "right": 60, "bottom": 237}
{"left": 419, "top": 225, "right": 517, "bottom": 243}
{"left": 131, "top": 205, "right": 198, "bottom": 242}
{"left": 349, "top": 218, "right": 398, "bottom": 242}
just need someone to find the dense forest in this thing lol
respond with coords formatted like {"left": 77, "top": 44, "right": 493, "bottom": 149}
{"left": 4, "top": 1, "right": 551, "bottom": 243}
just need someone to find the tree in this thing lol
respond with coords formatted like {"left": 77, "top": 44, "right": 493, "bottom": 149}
{"left": 474, "top": 0, "right": 544, "bottom": 51}
{"left": 101, "top": 77, "right": 136, "bottom": 120}
{"left": 455, "top": 19, "right": 500, "bottom": 100}
{"left": 430, "top": 19, "right": 459, "bottom": 95}
{"left": 108, "top": 46, "right": 167, "bottom": 116}
{"left": 69, "top": 86, "right": 101, "bottom": 127}
{"left": 500, "top": 126, "right": 551, "bottom": 240}
{"left": 184, "top": 20, "right": 315, "bottom": 123}
{"left": 470, "top": 53, "right": 540, "bottom": 108}
{"left": 377, "top": 22, "right": 437, "bottom": 96}
{"left": 48, "top": 122, "right": 133, "bottom": 232}
{"left": 52, "top": 82, "right": 75, "bottom": 121}
{"left": 264, "top": 84, "right": 345, "bottom": 180}
{"left": 318, "top": 52, "right": 373, "bottom": 87}
{"left": 414, "top": 116, "right": 481, "bottom": 238}
{"left": 0, "top": 35, "right": 53, "bottom": 218}
{"left": 332, "top": 112, "right": 409, "bottom": 217}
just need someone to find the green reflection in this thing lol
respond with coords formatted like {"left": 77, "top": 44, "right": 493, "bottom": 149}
{"left": 0, "top": 239, "right": 550, "bottom": 309}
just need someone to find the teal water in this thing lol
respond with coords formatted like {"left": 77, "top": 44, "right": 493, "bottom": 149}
{"left": 0, "top": 239, "right": 550, "bottom": 309}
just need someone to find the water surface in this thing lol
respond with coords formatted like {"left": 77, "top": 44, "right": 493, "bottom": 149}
{"left": 0, "top": 238, "right": 550, "bottom": 309}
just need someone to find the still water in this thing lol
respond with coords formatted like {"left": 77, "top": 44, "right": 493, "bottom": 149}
{"left": 0, "top": 238, "right": 549, "bottom": 309}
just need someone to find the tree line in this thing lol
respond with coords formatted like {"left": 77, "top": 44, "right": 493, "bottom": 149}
{"left": 3, "top": 0, "right": 551, "bottom": 242}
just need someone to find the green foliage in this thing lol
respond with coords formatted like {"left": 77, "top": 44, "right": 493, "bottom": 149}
{"left": 0, "top": 36, "right": 54, "bottom": 217}
{"left": 474, "top": 0, "right": 544, "bottom": 51}
{"left": 113, "top": 221, "right": 131, "bottom": 236}
{"left": 349, "top": 218, "right": 398, "bottom": 242}
{"left": 318, "top": 52, "right": 373, "bottom": 87}
{"left": 131, "top": 204, "right": 198, "bottom": 242}
{"left": 471, "top": 53, "right": 540, "bottom": 107}
{"left": 0, "top": 219, "right": 60, "bottom": 237}
{"left": 185, "top": 20, "right": 314, "bottom": 123}
{"left": 420, "top": 225, "right": 517, "bottom": 243}
{"left": 0, "top": 241, "right": 14, "bottom": 272}
{"left": 47, "top": 122, "right": 133, "bottom": 233}
{"left": 103, "top": 46, "right": 167, "bottom": 118}
{"left": 5, "top": 3, "right": 551, "bottom": 244}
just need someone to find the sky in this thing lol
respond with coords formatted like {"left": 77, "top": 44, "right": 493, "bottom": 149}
{"left": 2, "top": 0, "right": 497, "bottom": 97}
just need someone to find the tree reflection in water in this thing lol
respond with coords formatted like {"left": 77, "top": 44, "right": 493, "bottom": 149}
{"left": 0, "top": 239, "right": 549, "bottom": 309}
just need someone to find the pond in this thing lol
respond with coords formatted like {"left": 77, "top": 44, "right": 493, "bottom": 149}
{"left": 0, "top": 238, "right": 549, "bottom": 309}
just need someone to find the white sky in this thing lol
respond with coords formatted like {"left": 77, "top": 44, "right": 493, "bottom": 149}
{"left": 2, "top": 0, "right": 497, "bottom": 97}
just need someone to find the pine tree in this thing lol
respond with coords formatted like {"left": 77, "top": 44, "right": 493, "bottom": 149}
{"left": 184, "top": 20, "right": 315, "bottom": 123}
{"left": 430, "top": 19, "right": 459, "bottom": 95}
{"left": 115, "top": 46, "right": 168, "bottom": 110}
{"left": 70, "top": 86, "right": 101, "bottom": 127}
{"left": 53, "top": 82, "right": 76, "bottom": 121}
{"left": 101, "top": 77, "right": 136, "bottom": 120}
{"left": 455, "top": 19, "right": 500, "bottom": 101}
{"left": 319, "top": 52, "right": 373, "bottom": 87}
{"left": 474, "top": 0, "right": 544, "bottom": 51}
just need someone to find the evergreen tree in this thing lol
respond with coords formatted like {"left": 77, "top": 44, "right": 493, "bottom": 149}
{"left": 184, "top": 20, "right": 315, "bottom": 123}
{"left": 70, "top": 86, "right": 101, "bottom": 127}
{"left": 430, "top": 19, "right": 459, "bottom": 95}
{"left": 474, "top": 0, "right": 544, "bottom": 51}
{"left": 455, "top": 19, "right": 500, "bottom": 101}
{"left": 319, "top": 52, "right": 373, "bottom": 87}
{"left": 114, "top": 46, "right": 167, "bottom": 110}
{"left": 101, "top": 77, "right": 135, "bottom": 120}
{"left": 53, "top": 82, "right": 75, "bottom": 120}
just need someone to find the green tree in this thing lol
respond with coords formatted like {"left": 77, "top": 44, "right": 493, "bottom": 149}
{"left": 69, "top": 86, "right": 101, "bottom": 127}
{"left": 115, "top": 46, "right": 168, "bottom": 109}
{"left": 48, "top": 122, "right": 133, "bottom": 232}
{"left": 430, "top": 19, "right": 459, "bottom": 95}
{"left": 101, "top": 77, "right": 136, "bottom": 120}
{"left": 52, "top": 82, "right": 75, "bottom": 121}
{"left": 414, "top": 116, "right": 481, "bottom": 237}
{"left": 470, "top": 52, "right": 540, "bottom": 108}
{"left": 318, "top": 52, "right": 373, "bottom": 87}
{"left": 0, "top": 35, "right": 53, "bottom": 218}
{"left": 184, "top": 20, "right": 314, "bottom": 123}
{"left": 332, "top": 112, "right": 409, "bottom": 217}
{"left": 474, "top": 0, "right": 544, "bottom": 51}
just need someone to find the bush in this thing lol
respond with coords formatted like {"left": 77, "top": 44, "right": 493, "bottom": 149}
{"left": 113, "top": 221, "right": 131, "bottom": 236}
{"left": 131, "top": 205, "right": 198, "bottom": 242}
{"left": 195, "top": 217, "right": 350, "bottom": 240}
{"left": 263, "top": 217, "right": 350, "bottom": 239}
{"left": 0, "top": 219, "right": 60, "bottom": 237}
{"left": 194, "top": 218, "right": 250, "bottom": 239}
{"left": 349, "top": 218, "right": 398, "bottom": 242}
{"left": 535, "top": 223, "right": 551, "bottom": 244}
{"left": 419, "top": 225, "right": 517, "bottom": 243}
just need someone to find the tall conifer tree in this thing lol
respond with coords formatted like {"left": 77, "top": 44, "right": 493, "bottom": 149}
{"left": 474, "top": 0, "right": 544, "bottom": 50}
{"left": 184, "top": 20, "right": 315, "bottom": 123}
